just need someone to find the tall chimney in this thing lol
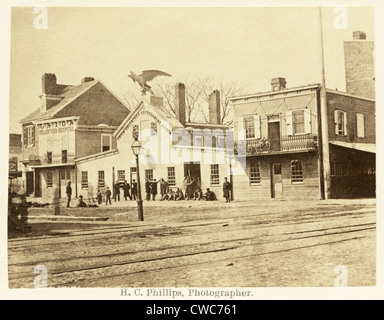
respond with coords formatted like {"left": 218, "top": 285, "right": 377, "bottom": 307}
{"left": 175, "top": 83, "right": 186, "bottom": 126}
{"left": 271, "top": 77, "right": 287, "bottom": 91}
{"left": 208, "top": 90, "right": 221, "bottom": 124}
{"left": 353, "top": 31, "right": 366, "bottom": 40}
{"left": 42, "top": 73, "right": 57, "bottom": 95}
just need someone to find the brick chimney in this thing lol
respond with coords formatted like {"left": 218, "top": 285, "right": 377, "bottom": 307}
{"left": 42, "top": 73, "right": 57, "bottom": 95}
{"left": 175, "top": 83, "right": 186, "bottom": 126}
{"left": 353, "top": 31, "right": 366, "bottom": 40}
{"left": 81, "top": 77, "right": 95, "bottom": 83}
{"left": 208, "top": 90, "right": 221, "bottom": 124}
{"left": 271, "top": 77, "right": 287, "bottom": 91}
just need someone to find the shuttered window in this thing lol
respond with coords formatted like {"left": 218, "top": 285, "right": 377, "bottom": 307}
{"left": 81, "top": 171, "right": 88, "bottom": 189}
{"left": 291, "top": 160, "right": 304, "bottom": 183}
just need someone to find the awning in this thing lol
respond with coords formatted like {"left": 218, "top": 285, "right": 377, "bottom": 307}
{"left": 30, "top": 162, "right": 75, "bottom": 169}
{"left": 330, "top": 141, "right": 376, "bottom": 154}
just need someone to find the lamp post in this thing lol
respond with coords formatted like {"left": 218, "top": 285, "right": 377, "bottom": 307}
{"left": 131, "top": 138, "right": 144, "bottom": 221}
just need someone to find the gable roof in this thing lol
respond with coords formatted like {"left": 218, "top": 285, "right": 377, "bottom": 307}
{"left": 20, "top": 80, "right": 100, "bottom": 123}
{"left": 114, "top": 99, "right": 184, "bottom": 139}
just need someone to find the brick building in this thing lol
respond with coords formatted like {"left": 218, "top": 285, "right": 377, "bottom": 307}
{"left": 20, "top": 73, "right": 130, "bottom": 199}
{"left": 229, "top": 77, "right": 375, "bottom": 200}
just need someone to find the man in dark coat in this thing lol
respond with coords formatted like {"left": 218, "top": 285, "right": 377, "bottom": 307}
{"left": 123, "top": 180, "right": 131, "bottom": 201}
{"left": 66, "top": 181, "right": 72, "bottom": 208}
{"left": 145, "top": 179, "right": 151, "bottom": 201}
{"left": 223, "top": 177, "right": 232, "bottom": 203}
{"left": 131, "top": 179, "right": 137, "bottom": 200}
{"left": 113, "top": 182, "right": 120, "bottom": 202}
{"left": 160, "top": 179, "right": 169, "bottom": 198}
{"left": 150, "top": 179, "right": 159, "bottom": 201}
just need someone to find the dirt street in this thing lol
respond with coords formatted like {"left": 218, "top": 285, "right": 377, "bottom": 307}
{"left": 8, "top": 199, "right": 376, "bottom": 288}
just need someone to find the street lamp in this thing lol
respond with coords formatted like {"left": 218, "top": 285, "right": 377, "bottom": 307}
{"left": 131, "top": 138, "right": 144, "bottom": 221}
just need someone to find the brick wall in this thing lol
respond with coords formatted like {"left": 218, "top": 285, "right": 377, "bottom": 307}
{"left": 326, "top": 91, "right": 375, "bottom": 144}
{"left": 54, "top": 82, "right": 130, "bottom": 126}
{"left": 344, "top": 41, "right": 375, "bottom": 99}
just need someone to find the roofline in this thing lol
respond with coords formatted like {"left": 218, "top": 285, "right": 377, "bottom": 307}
{"left": 98, "top": 80, "right": 132, "bottom": 112}
{"left": 75, "top": 149, "right": 119, "bottom": 164}
{"left": 229, "top": 84, "right": 321, "bottom": 102}
{"left": 325, "top": 89, "right": 375, "bottom": 102}
{"left": 185, "top": 122, "right": 230, "bottom": 129}
{"left": 114, "top": 101, "right": 144, "bottom": 139}
{"left": 20, "top": 80, "right": 101, "bottom": 124}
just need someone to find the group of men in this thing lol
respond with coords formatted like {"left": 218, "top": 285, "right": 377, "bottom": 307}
{"left": 65, "top": 176, "right": 232, "bottom": 207}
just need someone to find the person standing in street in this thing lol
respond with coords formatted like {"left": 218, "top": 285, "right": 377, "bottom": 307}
{"left": 123, "top": 180, "right": 131, "bottom": 201}
{"left": 113, "top": 182, "right": 120, "bottom": 202}
{"left": 66, "top": 181, "right": 72, "bottom": 208}
{"left": 105, "top": 187, "right": 112, "bottom": 205}
{"left": 223, "top": 177, "right": 232, "bottom": 203}
{"left": 151, "top": 178, "right": 159, "bottom": 201}
{"left": 145, "top": 179, "right": 151, "bottom": 201}
{"left": 160, "top": 178, "right": 169, "bottom": 199}
{"left": 131, "top": 179, "right": 137, "bottom": 200}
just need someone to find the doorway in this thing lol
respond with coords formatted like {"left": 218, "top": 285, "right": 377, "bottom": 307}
{"left": 268, "top": 121, "right": 281, "bottom": 151}
{"left": 184, "top": 163, "right": 201, "bottom": 182}
{"left": 60, "top": 169, "right": 71, "bottom": 198}
{"left": 26, "top": 171, "right": 34, "bottom": 196}
{"left": 271, "top": 163, "right": 283, "bottom": 198}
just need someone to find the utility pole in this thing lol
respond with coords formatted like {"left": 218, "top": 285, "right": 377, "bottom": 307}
{"left": 319, "top": 7, "right": 331, "bottom": 199}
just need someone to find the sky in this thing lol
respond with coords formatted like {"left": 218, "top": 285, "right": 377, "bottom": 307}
{"left": 8, "top": 6, "right": 375, "bottom": 133}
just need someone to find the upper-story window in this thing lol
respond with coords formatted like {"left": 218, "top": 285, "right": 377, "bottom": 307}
{"left": 286, "top": 109, "right": 312, "bottom": 135}
{"left": 23, "top": 126, "right": 35, "bottom": 147}
{"left": 335, "top": 110, "right": 347, "bottom": 136}
{"left": 62, "top": 150, "right": 68, "bottom": 163}
{"left": 356, "top": 113, "right": 365, "bottom": 138}
{"left": 242, "top": 115, "right": 261, "bottom": 139}
{"left": 293, "top": 110, "right": 305, "bottom": 134}
{"left": 101, "top": 134, "right": 112, "bottom": 152}
{"left": 243, "top": 116, "right": 255, "bottom": 139}
{"left": 150, "top": 122, "right": 158, "bottom": 136}
{"left": 47, "top": 152, "right": 52, "bottom": 164}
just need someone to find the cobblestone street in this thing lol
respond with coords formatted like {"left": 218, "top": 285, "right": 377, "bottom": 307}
{"left": 8, "top": 199, "right": 376, "bottom": 288}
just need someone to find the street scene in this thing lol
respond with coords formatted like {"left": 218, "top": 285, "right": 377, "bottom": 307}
{"left": 6, "top": 6, "right": 376, "bottom": 292}
{"left": 8, "top": 199, "right": 376, "bottom": 288}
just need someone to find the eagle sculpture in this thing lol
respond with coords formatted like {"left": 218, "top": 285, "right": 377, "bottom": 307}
{"left": 128, "top": 70, "right": 172, "bottom": 95}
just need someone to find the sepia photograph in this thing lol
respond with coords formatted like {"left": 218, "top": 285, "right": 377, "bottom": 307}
{"left": 2, "top": 1, "right": 383, "bottom": 300}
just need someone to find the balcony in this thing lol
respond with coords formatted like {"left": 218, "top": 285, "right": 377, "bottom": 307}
{"left": 235, "top": 134, "right": 318, "bottom": 156}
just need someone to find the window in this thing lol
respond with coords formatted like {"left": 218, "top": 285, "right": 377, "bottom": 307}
{"left": 335, "top": 110, "right": 347, "bottom": 136}
{"left": 250, "top": 162, "right": 261, "bottom": 185}
{"left": 62, "top": 150, "right": 68, "bottom": 163}
{"left": 243, "top": 116, "right": 255, "bottom": 139}
{"left": 356, "top": 113, "right": 365, "bottom": 138}
{"left": 98, "top": 170, "right": 105, "bottom": 188}
{"left": 60, "top": 170, "right": 66, "bottom": 180}
{"left": 168, "top": 167, "right": 176, "bottom": 186}
{"left": 117, "top": 170, "right": 125, "bottom": 181}
{"left": 47, "top": 171, "right": 53, "bottom": 188}
{"left": 81, "top": 171, "right": 88, "bottom": 189}
{"left": 67, "top": 170, "right": 71, "bottom": 180}
{"left": 210, "top": 164, "right": 220, "bottom": 186}
{"left": 151, "top": 122, "right": 158, "bottom": 136}
{"left": 23, "top": 126, "right": 35, "bottom": 147}
{"left": 47, "top": 152, "right": 52, "bottom": 164}
{"left": 291, "top": 160, "right": 304, "bottom": 183}
{"left": 195, "top": 136, "right": 203, "bottom": 147}
{"left": 145, "top": 169, "right": 153, "bottom": 181}
{"left": 102, "top": 134, "right": 112, "bottom": 152}
{"left": 293, "top": 110, "right": 305, "bottom": 134}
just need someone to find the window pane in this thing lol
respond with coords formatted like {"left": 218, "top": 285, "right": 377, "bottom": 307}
{"left": 98, "top": 170, "right": 105, "bottom": 188}
{"left": 244, "top": 116, "right": 255, "bottom": 139}
{"left": 210, "top": 164, "right": 220, "bottom": 185}
{"left": 250, "top": 162, "right": 261, "bottom": 184}
{"left": 47, "top": 172, "right": 53, "bottom": 188}
{"left": 293, "top": 110, "right": 305, "bottom": 134}
{"left": 168, "top": 167, "right": 176, "bottom": 186}
{"left": 291, "top": 160, "right": 304, "bottom": 183}
{"left": 145, "top": 169, "right": 153, "bottom": 181}
{"left": 81, "top": 171, "right": 88, "bottom": 189}
{"left": 117, "top": 170, "right": 125, "bottom": 181}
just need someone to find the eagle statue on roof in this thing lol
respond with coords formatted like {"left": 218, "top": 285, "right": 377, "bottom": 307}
{"left": 128, "top": 70, "right": 172, "bottom": 95}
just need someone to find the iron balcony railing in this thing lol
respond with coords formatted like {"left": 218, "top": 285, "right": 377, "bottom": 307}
{"left": 235, "top": 134, "right": 318, "bottom": 155}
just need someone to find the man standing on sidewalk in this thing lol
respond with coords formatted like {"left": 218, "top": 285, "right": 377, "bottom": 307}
{"left": 66, "top": 181, "right": 72, "bottom": 208}
{"left": 223, "top": 177, "right": 232, "bottom": 203}
{"left": 131, "top": 179, "right": 137, "bottom": 200}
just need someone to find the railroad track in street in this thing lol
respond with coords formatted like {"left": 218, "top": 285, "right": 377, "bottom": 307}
{"left": 8, "top": 205, "right": 375, "bottom": 288}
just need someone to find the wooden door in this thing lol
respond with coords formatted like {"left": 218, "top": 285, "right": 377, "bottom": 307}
{"left": 271, "top": 163, "right": 283, "bottom": 198}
